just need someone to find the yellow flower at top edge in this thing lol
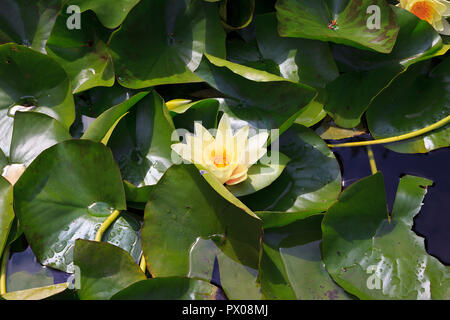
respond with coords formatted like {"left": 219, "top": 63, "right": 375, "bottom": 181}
{"left": 399, "top": 0, "right": 450, "bottom": 34}
{"left": 171, "top": 114, "right": 269, "bottom": 186}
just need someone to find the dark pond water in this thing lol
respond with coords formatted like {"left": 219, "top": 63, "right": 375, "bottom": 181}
{"left": 6, "top": 140, "right": 449, "bottom": 291}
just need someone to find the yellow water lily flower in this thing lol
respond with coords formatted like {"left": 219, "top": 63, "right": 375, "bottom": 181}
{"left": 398, "top": 0, "right": 450, "bottom": 34}
{"left": 171, "top": 114, "right": 269, "bottom": 185}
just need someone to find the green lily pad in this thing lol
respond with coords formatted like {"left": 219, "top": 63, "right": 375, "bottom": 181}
{"left": 0, "top": 44, "right": 75, "bottom": 156}
{"left": 325, "top": 7, "right": 445, "bottom": 128}
{"left": 74, "top": 239, "right": 146, "bottom": 300}
{"left": 240, "top": 125, "right": 341, "bottom": 225}
{"left": 1, "top": 283, "right": 69, "bottom": 300}
{"left": 382, "top": 125, "right": 450, "bottom": 154}
{"left": 81, "top": 91, "right": 149, "bottom": 143}
{"left": 70, "top": 0, "right": 140, "bottom": 29}
{"left": 141, "top": 165, "right": 262, "bottom": 284}
{"left": 276, "top": 0, "right": 399, "bottom": 53}
{"left": 76, "top": 84, "right": 139, "bottom": 118}
{"left": 226, "top": 151, "right": 290, "bottom": 197}
{"left": 260, "top": 214, "right": 351, "bottom": 300}
{"left": 295, "top": 99, "right": 328, "bottom": 128}
{"left": 112, "top": 277, "right": 220, "bottom": 300}
{"left": 172, "top": 99, "right": 220, "bottom": 132}
{"left": 0, "top": 0, "right": 63, "bottom": 53}
{"left": 195, "top": 54, "right": 316, "bottom": 133}
{"left": 188, "top": 236, "right": 262, "bottom": 299}
{"left": 322, "top": 173, "right": 450, "bottom": 299}
{"left": 366, "top": 60, "right": 450, "bottom": 153}
{"left": 255, "top": 13, "right": 339, "bottom": 87}
{"left": 109, "top": 0, "right": 226, "bottom": 88}
{"left": 46, "top": 10, "right": 114, "bottom": 94}
{"left": 0, "top": 176, "right": 13, "bottom": 259}
{"left": 10, "top": 111, "right": 71, "bottom": 166}
{"left": 107, "top": 91, "right": 175, "bottom": 203}
{"left": 13, "top": 139, "right": 141, "bottom": 272}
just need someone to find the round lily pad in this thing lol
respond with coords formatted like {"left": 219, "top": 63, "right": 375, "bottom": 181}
{"left": 0, "top": 44, "right": 75, "bottom": 156}
{"left": 13, "top": 139, "right": 140, "bottom": 272}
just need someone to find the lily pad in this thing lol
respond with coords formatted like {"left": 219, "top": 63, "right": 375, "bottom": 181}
{"left": 46, "top": 10, "right": 114, "bottom": 93}
{"left": 188, "top": 236, "right": 262, "bottom": 299}
{"left": 13, "top": 139, "right": 141, "bottom": 272}
{"left": 70, "top": 0, "right": 141, "bottom": 29}
{"left": 195, "top": 54, "right": 316, "bottom": 133}
{"left": 325, "top": 7, "right": 445, "bottom": 128}
{"left": 109, "top": 0, "right": 226, "bottom": 88}
{"left": 74, "top": 239, "right": 146, "bottom": 300}
{"left": 107, "top": 91, "right": 175, "bottom": 203}
{"left": 226, "top": 151, "right": 290, "bottom": 197}
{"left": 112, "top": 277, "right": 220, "bottom": 300}
{"left": 260, "top": 214, "right": 351, "bottom": 300}
{"left": 0, "top": 176, "right": 13, "bottom": 259}
{"left": 1, "top": 283, "right": 69, "bottom": 300}
{"left": 0, "top": 44, "right": 75, "bottom": 156}
{"left": 366, "top": 60, "right": 450, "bottom": 153}
{"left": 172, "top": 99, "right": 220, "bottom": 132}
{"left": 255, "top": 13, "right": 339, "bottom": 87}
{"left": 0, "top": 0, "right": 63, "bottom": 53}
{"left": 10, "top": 111, "right": 71, "bottom": 167}
{"left": 141, "top": 165, "right": 262, "bottom": 284}
{"left": 322, "top": 173, "right": 450, "bottom": 299}
{"left": 240, "top": 125, "right": 341, "bottom": 224}
{"left": 276, "top": 0, "right": 399, "bottom": 53}
{"left": 81, "top": 91, "right": 149, "bottom": 144}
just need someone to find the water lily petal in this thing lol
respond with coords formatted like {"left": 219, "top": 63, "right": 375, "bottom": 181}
{"left": 226, "top": 173, "right": 248, "bottom": 186}
{"left": 246, "top": 132, "right": 269, "bottom": 165}
{"left": 171, "top": 143, "right": 192, "bottom": 163}
{"left": 194, "top": 122, "right": 214, "bottom": 145}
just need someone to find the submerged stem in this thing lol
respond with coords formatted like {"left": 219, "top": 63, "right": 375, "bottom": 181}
{"left": 95, "top": 210, "right": 121, "bottom": 242}
{"left": 0, "top": 246, "right": 10, "bottom": 295}
{"left": 328, "top": 115, "right": 450, "bottom": 148}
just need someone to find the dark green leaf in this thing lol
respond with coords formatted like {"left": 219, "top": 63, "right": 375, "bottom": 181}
{"left": 0, "top": 0, "right": 63, "bottom": 52}
{"left": 367, "top": 60, "right": 450, "bottom": 153}
{"left": 109, "top": 0, "right": 226, "bottom": 88}
{"left": 0, "top": 44, "right": 75, "bottom": 156}
{"left": 107, "top": 91, "right": 175, "bottom": 203}
{"left": 14, "top": 139, "right": 140, "bottom": 272}
{"left": 240, "top": 125, "right": 341, "bottom": 225}
{"left": 322, "top": 173, "right": 450, "bottom": 299}
{"left": 46, "top": 10, "right": 114, "bottom": 93}
{"left": 74, "top": 239, "right": 146, "bottom": 300}
{"left": 0, "top": 176, "right": 13, "bottom": 259}
{"left": 70, "top": 0, "right": 140, "bottom": 29}
{"left": 260, "top": 214, "right": 351, "bottom": 299}
{"left": 141, "top": 164, "right": 262, "bottom": 297}
{"left": 325, "top": 7, "right": 445, "bottom": 128}
{"left": 276, "top": 0, "right": 399, "bottom": 53}
{"left": 112, "top": 277, "right": 220, "bottom": 300}
{"left": 195, "top": 54, "right": 316, "bottom": 133}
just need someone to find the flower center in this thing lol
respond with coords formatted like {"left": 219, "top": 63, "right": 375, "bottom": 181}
{"left": 410, "top": 1, "right": 434, "bottom": 23}
{"left": 211, "top": 150, "right": 229, "bottom": 168}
